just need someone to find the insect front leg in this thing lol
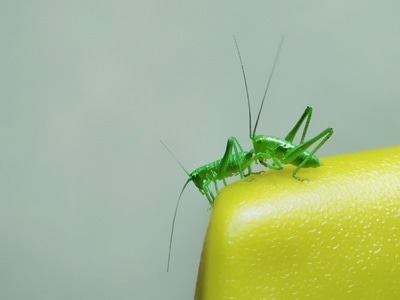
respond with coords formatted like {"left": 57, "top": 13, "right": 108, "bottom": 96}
{"left": 255, "top": 152, "right": 284, "bottom": 171}
{"left": 201, "top": 179, "right": 215, "bottom": 206}
{"left": 212, "top": 174, "right": 221, "bottom": 193}
{"left": 285, "top": 106, "right": 313, "bottom": 144}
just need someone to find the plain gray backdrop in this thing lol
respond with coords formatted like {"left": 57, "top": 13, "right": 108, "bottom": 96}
{"left": 1, "top": 1, "right": 399, "bottom": 299}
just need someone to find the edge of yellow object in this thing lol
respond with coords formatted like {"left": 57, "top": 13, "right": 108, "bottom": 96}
{"left": 195, "top": 145, "right": 400, "bottom": 299}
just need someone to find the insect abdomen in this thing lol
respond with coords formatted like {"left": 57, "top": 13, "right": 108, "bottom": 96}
{"left": 292, "top": 151, "right": 321, "bottom": 168}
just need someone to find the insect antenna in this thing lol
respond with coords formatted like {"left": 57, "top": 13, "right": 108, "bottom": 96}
{"left": 160, "top": 140, "right": 193, "bottom": 271}
{"left": 233, "top": 36, "right": 252, "bottom": 140}
{"left": 160, "top": 140, "right": 190, "bottom": 176}
{"left": 167, "top": 178, "right": 191, "bottom": 272}
{"left": 252, "top": 36, "right": 285, "bottom": 137}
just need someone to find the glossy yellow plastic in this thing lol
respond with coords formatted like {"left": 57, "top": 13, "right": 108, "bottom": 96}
{"left": 195, "top": 146, "right": 400, "bottom": 299}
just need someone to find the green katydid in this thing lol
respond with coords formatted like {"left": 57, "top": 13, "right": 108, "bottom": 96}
{"left": 234, "top": 37, "right": 333, "bottom": 181}
{"left": 161, "top": 137, "right": 257, "bottom": 271}
{"left": 165, "top": 37, "right": 334, "bottom": 271}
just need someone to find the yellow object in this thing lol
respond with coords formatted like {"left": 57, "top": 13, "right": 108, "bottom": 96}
{"left": 195, "top": 146, "right": 400, "bottom": 299}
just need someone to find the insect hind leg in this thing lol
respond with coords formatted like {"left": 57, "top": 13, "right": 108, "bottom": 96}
{"left": 285, "top": 127, "right": 333, "bottom": 181}
{"left": 218, "top": 137, "right": 251, "bottom": 179}
{"left": 285, "top": 106, "right": 313, "bottom": 144}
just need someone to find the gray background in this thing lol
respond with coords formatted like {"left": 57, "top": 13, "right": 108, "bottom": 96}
{"left": 1, "top": 1, "right": 399, "bottom": 299}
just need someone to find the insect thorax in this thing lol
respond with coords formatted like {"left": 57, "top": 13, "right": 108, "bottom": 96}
{"left": 253, "top": 135, "right": 287, "bottom": 156}
{"left": 190, "top": 171, "right": 207, "bottom": 190}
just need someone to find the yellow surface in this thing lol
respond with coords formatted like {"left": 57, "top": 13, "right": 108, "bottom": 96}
{"left": 195, "top": 146, "right": 400, "bottom": 299}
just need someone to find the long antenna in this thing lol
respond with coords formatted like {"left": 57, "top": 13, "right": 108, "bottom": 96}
{"left": 252, "top": 36, "right": 285, "bottom": 137}
{"left": 233, "top": 36, "right": 252, "bottom": 139}
{"left": 167, "top": 179, "right": 191, "bottom": 271}
{"left": 160, "top": 140, "right": 193, "bottom": 271}
{"left": 160, "top": 140, "right": 190, "bottom": 176}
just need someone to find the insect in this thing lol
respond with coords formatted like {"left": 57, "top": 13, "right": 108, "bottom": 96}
{"left": 161, "top": 137, "right": 257, "bottom": 271}
{"left": 165, "top": 37, "right": 334, "bottom": 270}
{"left": 234, "top": 37, "right": 334, "bottom": 181}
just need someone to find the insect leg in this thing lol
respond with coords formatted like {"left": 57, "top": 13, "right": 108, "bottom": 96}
{"left": 201, "top": 179, "right": 215, "bottom": 205}
{"left": 212, "top": 176, "right": 221, "bottom": 194}
{"left": 256, "top": 153, "right": 284, "bottom": 170}
{"left": 218, "top": 137, "right": 249, "bottom": 180}
{"left": 205, "top": 189, "right": 215, "bottom": 205}
{"left": 242, "top": 150, "right": 255, "bottom": 176}
{"left": 284, "top": 127, "right": 333, "bottom": 180}
{"left": 284, "top": 106, "right": 313, "bottom": 144}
